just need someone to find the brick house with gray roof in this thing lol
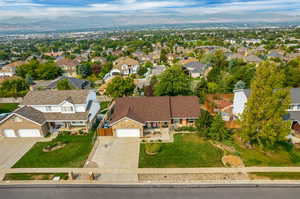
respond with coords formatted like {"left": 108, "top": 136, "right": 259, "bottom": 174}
{"left": 0, "top": 90, "right": 100, "bottom": 138}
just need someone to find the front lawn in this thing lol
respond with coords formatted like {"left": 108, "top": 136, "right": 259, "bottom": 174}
{"left": 249, "top": 172, "right": 300, "bottom": 180}
{"left": 139, "top": 134, "right": 224, "bottom": 168}
{"left": 0, "top": 103, "right": 19, "bottom": 113}
{"left": 13, "top": 132, "right": 95, "bottom": 168}
{"left": 233, "top": 137, "right": 300, "bottom": 167}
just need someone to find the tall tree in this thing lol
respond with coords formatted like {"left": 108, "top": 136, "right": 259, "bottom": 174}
{"left": 240, "top": 61, "right": 290, "bottom": 149}
{"left": 154, "top": 65, "right": 191, "bottom": 96}
{"left": 105, "top": 76, "right": 135, "bottom": 98}
{"left": 208, "top": 114, "right": 230, "bottom": 142}
{"left": 57, "top": 79, "right": 72, "bottom": 90}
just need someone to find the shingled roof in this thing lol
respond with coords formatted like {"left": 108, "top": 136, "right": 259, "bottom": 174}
{"left": 14, "top": 106, "right": 46, "bottom": 125}
{"left": 22, "top": 90, "right": 89, "bottom": 105}
{"left": 111, "top": 96, "right": 200, "bottom": 124}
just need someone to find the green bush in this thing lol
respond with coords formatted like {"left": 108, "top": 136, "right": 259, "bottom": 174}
{"left": 175, "top": 126, "right": 197, "bottom": 132}
{"left": 145, "top": 143, "right": 161, "bottom": 155}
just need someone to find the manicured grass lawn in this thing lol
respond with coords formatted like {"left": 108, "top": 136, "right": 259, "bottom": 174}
{"left": 233, "top": 137, "right": 300, "bottom": 167}
{"left": 3, "top": 173, "right": 68, "bottom": 181}
{"left": 13, "top": 132, "right": 95, "bottom": 168}
{"left": 249, "top": 172, "right": 300, "bottom": 180}
{"left": 0, "top": 103, "right": 19, "bottom": 113}
{"left": 139, "top": 134, "right": 224, "bottom": 168}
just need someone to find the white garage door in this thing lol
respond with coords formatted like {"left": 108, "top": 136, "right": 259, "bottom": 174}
{"left": 116, "top": 129, "right": 140, "bottom": 137}
{"left": 3, "top": 129, "right": 16, "bottom": 138}
{"left": 18, "top": 129, "right": 41, "bottom": 137}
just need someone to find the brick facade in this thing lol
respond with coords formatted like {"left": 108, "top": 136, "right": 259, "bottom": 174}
{"left": 0, "top": 115, "right": 48, "bottom": 137}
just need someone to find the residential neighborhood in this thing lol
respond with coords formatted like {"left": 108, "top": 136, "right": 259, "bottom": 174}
{"left": 1, "top": 27, "right": 300, "bottom": 187}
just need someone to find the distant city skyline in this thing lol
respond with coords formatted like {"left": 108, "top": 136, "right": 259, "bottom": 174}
{"left": 0, "top": 0, "right": 300, "bottom": 32}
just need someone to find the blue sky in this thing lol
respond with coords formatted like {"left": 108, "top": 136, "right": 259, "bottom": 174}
{"left": 0, "top": 0, "right": 300, "bottom": 23}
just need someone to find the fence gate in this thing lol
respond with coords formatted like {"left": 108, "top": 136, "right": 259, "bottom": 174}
{"left": 97, "top": 128, "right": 113, "bottom": 136}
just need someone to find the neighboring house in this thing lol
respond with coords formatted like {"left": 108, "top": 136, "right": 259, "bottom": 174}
{"left": 0, "top": 61, "right": 25, "bottom": 77}
{"left": 180, "top": 57, "right": 198, "bottom": 65}
{"left": 145, "top": 65, "right": 165, "bottom": 80}
{"left": 31, "top": 76, "right": 91, "bottom": 91}
{"left": 0, "top": 90, "right": 100, "bottom": 138}
{"left": 245, "top": 55, "right": 263, "bottom": 64}
{"left": 113, "top": 57, "right": 139, "bottom": 75}
{"left": 56, "top": 58, "right": 80, "bottom": 77}
{"left": 233, "top": 88, "right": 300, "bottom": 134}
{"left": 203, "top": 94, "right": 234, "bottom": 121}
{"left": 183, "top": 61, "right": 209, "bottom": 78}
{"left": 108, "top": 96, "right": 200, "bottom": 137}
{"left": 266, "top": 50, "right": 284, "bottom": 60}
{"left": 103, "top": 69, "right": 121, "bottom": 82}
{"left": 44, "top": 52, "right": 64, "bottom": 58}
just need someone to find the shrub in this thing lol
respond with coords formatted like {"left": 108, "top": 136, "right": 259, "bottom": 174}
{"left": 145, "top": 143, "right": 161, "bottom": 155}
{"left": 175, "top": 126, "right": 197, "bottom": 132}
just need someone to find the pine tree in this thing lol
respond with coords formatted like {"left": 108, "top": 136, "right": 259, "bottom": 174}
{"left": 240, "top": 61, "right": 291, "bottom": 149}
{"left": 208, "top": 114, "right": 230, "bottom": 141}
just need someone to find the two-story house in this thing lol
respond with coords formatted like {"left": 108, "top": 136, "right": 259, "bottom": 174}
{"left": 0, "top": 90, "right": 100, "bottom": 138}
{"left": 0, "top": 61, "right": 26, "bottom": 77}
{"left": 113, "top": 57, "right": 139, "bottom": 75}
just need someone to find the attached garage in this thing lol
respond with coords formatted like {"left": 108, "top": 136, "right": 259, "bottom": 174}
{"left": 18, "top": 129, "right": 41, "bottom": 137}
{"left": 3, "top": 129, "right": 17, "bottom": 138}
{"left": 116, "top": 129, "right": 141, "bottom": 137}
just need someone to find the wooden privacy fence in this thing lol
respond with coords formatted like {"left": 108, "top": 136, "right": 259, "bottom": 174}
{"left": 97, "top": 128, "right": 113, "bottom": 136}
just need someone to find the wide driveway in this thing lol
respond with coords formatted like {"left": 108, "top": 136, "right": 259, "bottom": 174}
{"left": 0, "top": 138, "right": 37, "bottom": 169}
{"left": 90, "top": 137, "right": 140, "bottom": 182}
{"left": 91, "top": 137, "right": 140, "bottom": 169}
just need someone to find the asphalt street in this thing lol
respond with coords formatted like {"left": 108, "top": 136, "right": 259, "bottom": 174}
{"left": 1, "top": 185, "right": 300, "bottom": 199}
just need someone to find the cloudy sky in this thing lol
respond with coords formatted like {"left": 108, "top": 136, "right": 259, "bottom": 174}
{"left": 0, "top": 0, "right": 300, "bottom": 26}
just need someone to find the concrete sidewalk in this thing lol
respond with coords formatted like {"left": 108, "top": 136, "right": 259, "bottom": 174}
{"left": 3, "top": 167, "right": 300, "bottom": 175}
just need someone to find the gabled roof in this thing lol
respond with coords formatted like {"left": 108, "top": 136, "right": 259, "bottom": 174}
{"left": 184, "top": 61, "right": 208, "bottom": 73}
{"left": 110, "top": 96, "right": 200, "bottom": 125}
{"left": 0, "top": 106, "right": 46, "bottom": 125}
{"left": 22, "top": 90, "right": 89, "bottom": 105}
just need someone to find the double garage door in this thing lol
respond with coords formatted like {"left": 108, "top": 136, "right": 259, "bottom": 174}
{"left": 116, "top": 129, "right": 140, "bottom": 137}
{"left": 3, "top": 129, "right": 41, "bottom": 138}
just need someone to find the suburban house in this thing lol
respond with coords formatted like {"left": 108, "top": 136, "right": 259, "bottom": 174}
{"left": 0, "top": 90, "right": 100, "bottom": 138}
{"left": 31, "top": 76, "right": 91, "bottom": 90}
{"left": 107, "top": 96, "right": 200, "bottom": 137}
{"left": 203, "top": 94, "right": 234, "bottom": 121}
{"left": 183, "top": 61, "right": 209, "bottom": 78}
{"left": 113, "top": 57, "right": 139, "bottom": 75}
{"left": 233, "top": 88, "right": 300, "bottom": 135}
{"left": 0, "top": 61, "right": 26, "bottom": 77}
{"left": 56, "top": 58, "right": 80, "bottom": 77}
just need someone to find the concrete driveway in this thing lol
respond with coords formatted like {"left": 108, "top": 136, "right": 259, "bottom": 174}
{"left": 90, "top": 137, "right": 140, "bottom": 182}
{"left": 91, "top": 137, "right": 140, "bottom": 169}
{"left": 0, "top": 138, "right": 37, "bottom": 169}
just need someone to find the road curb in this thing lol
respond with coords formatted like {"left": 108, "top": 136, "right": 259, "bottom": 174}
{"left": 2, "top": 182, "right": 300, "bottom": 189}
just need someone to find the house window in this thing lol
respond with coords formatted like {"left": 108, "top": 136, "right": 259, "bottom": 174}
{"left": 187, "top": 119, "right": 195, "bottom": 123}
{"left": 14, "top": 117, "right": 23, "bottom": 122}
{"left": 46, "top": 106, "right": 52, "bottom": 112}
{"left": 62, "top": 106, "right": 74, "bottom": 112}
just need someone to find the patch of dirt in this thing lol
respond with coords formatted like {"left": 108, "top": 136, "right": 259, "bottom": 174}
{"left": 32, "top": 174, "right": 53, "bottom": 180}
{"left": 222, "top": 155, "right": 244, "bottom": 167}
{"left": 139, "top": 173, "right": 249, "bottom": 182}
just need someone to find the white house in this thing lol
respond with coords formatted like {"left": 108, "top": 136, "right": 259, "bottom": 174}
{"left": 0, "top": 90, "right": 100, "bottom": 138}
